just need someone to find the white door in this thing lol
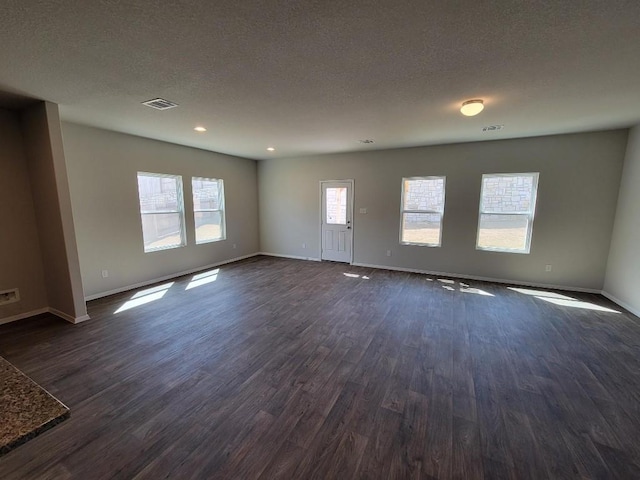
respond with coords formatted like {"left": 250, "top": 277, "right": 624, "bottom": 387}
{"left": 321, "top": 180, "right": 353, "bottom": 263}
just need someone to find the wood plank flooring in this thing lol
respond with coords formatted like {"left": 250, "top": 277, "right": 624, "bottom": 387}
{"left": 1, "top": 255, "right": 640, "bottom": 479}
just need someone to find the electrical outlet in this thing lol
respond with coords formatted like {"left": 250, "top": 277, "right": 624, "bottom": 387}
{"left": 101, "top": 270, "right": 109, "bottom": 278}
{"left": 233, "top": 243, "right": 237, "bottom": 249}
{"left": 386, "top": 250, "right": 392, "bottom": 257}
{"left": 359, "top": 208, "right": 367, "bottom": 214}
{"left": 545, "top": 264, "right": 552, "bottom": 272}
{"left": 302, "top": 243, "right": 307, "bottom": 249}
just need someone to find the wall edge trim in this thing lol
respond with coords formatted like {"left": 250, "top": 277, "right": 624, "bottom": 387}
{"left": 0, "top": 308, "right": 50, "bottom": 326}
{"left": 85, "top": 253, "right": 261, "bottom": 301}
{"left": 350, "top": 261, "right": 602, "bottom": 293}
{"left": 601, "top": 291, "right": 640, "bottom": 319}
{"left": 258, "top": 252, "right": 321, "bottom": 262}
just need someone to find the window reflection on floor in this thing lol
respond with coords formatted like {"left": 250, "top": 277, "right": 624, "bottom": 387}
{"left": 508, "top": 287, "right": 619, "bottom": 313}
{"left": 186, "top": 269, "right": 219, "bottom": 290}
{"left": 114, "top": 282, "right": 174, "bottom": 314}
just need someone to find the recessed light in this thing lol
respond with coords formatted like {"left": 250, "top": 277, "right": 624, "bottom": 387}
{"left": 460, "top": 99, "right": 484, "bottom": 116}
{"left": 267, "top": 147, "right": 275, "bottom": 152}
{"left": 194, "top": 126, "right": 207, "bottom": 132}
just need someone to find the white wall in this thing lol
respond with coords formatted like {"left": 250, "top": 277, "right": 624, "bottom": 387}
{"left": 21, "top": 103, "right": 88, "bottom": 321}
{"left": 62, "top": 123, "right": 259, "bottom": 298}
{"left": 259, "top": 130, "right": 628, "bottom": 291}
{"left": 0, "top": 108, "right": 48, "bottom": 322}
{"left": 604, "top": 125, "right": 640, "bottom": 315}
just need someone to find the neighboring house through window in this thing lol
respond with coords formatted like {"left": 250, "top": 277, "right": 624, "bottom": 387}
{"left": 400, "top": 176, "right": 446, "bottom": 247}
{"left": 477, "top": 172, "right": 539, "bottom": 253}
{"left": 137, "top": 172, "right": 186, "bottom": 252}
{"left": 192, "top": 177, "right": 226, "bottom": 244}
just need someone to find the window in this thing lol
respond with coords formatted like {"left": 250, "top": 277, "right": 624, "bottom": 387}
{"left": 400, "top": 176, "right": 446, "bottom": 247}
{"left": 477, "top": 172, "right": 539, "bottom": 253}
{"left": 137, "top": 172, "right": 186, "bottom": 252}
{"left": 192, "top": 177, "right": 226, "bottom": 244}
{"left": 325, "top": 187, "right": 347, "bottom": 224}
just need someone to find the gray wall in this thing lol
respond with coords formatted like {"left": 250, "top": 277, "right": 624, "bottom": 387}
{"left": 259, "top": 130, "right": 628, "bottom": 291}
{"left": 62, "top": 123, "right": 260, "bottom": 298}
{"left": 0, "top": 108, "right": 48, "bottom": 321}
{"left": 21, "top": 102, "right": 87, "bottom": 321}
{"left": 604, "top": 125, "right": 640, "bottom": 315}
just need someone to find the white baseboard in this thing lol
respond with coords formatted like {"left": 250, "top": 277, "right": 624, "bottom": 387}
{"left": 85, "top": 253, "right": 261, "bottom": 301}
{"left": 0, "top": 308, "right": 50, "bottom": 326}
{"left": 49, "top": 308, "right": 91, "bottom": 324}
{"left": 350, "top": 262, "right": 602, "bottom": 294}
{"left": 601, "top": 291, "right": 640, "bottom": 318}
{"left": 0, "top": 307, "right": 90, "bottom": 326}
{"left": 259, "top": 252, "right": 321, "bottom": 262}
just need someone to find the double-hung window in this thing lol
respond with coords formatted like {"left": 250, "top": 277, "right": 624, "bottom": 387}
{"left": 137, "top": 172, "right": 186, "bottom": 252}
{"left": 400, "top": 176, "right": 446, "bottom": 247}
{"left": 192, "top": 177, "right": 226, "bottom": 244}
{"left": 476, "top": 172, "right": 539, "bottom": 253}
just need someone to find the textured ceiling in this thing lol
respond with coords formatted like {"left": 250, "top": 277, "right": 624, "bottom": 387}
{"left": 1, "top": 1, "right": 639, "bottom": 160}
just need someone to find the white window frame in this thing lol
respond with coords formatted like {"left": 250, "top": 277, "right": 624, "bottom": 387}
{"left": 400, "top": 176, "right": 446, "bottom": 247}
{"left": 192, "top": 177, "right": 226, "bottom": 244}
{"left": 476, "top": 172, "right": 539, "bottom": 254}
{"left": 137, "top": 172, "right": 186, "bottom": 253}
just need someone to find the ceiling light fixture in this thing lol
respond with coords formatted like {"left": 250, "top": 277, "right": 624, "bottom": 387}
{"left": 267, "top": 147, "right": 275, "bottom": 152}
{"left": 460, "top": 99, "right": 484, "bottom": 116}
{"left": 194, "top": 126, "right": 207, "bottom": 132}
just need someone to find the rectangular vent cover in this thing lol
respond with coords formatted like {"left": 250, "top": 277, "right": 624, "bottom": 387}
{"left": 0, "top": 288, "right": 19, "bottom": 306}
{"left": 142, "top": 98, "right": 179, "bottom": 110}
{"left": 482, "top": 125, "right": 504, "bottom": 132}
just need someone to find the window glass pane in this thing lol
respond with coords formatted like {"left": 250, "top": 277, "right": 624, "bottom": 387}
{"left": 477, "top": 214, "right": 529, "bottom": 251}
{"left": 403, "top": 178, "right": 445, "bottom": 212}
{"left": 481, "top": 175, "right": 534, "bottom": 213}
{"left": 193, "top": 179, "right": 220, "bottom": 210}
{"left": 326, "top": 187, "right": 347, "bottom": 224}
{"left": 141, "top": 213, "right": 184, "bottom": 251}
{"left": 195, "top": 211, "right": 224, "bottom": 244}
{"left": 402, "top": 213, "right": 441, "bottom": 245}
{"left": 137, "top": 175, "right": 180, "bottom": 212}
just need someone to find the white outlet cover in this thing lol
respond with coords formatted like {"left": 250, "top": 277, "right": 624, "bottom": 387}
{"left": 359, "top": 208, "right": 367, "bottom": 214}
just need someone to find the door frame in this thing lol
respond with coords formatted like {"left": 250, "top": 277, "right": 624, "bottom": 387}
{"left": 319, "top": 179, "right": 355, "bottom": 264}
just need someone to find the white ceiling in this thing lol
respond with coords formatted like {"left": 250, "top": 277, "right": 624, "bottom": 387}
{"left": 1, "top": 1, "right": 639, "bottom": 160}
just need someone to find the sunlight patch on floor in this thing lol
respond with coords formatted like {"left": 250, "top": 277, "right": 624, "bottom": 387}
{"left": 538, "top": 297, "right": 620, "bottom": 313}
{"left": 508, "top": 287, "right": 573, "bottom": 300}
{"left": 186, "top": 269, "right": 220, "bottom": 290}
{"left": 343, "top": 273, "right": 370, "bottom": 279}
{"left": 460, "top": 287, "right": 494, "bottom": 297}
{"left": 115, "top": 282, "right": 174, "bottom": 313}
{"left": 508, "top": 287, "right": 619, "bottom": 313}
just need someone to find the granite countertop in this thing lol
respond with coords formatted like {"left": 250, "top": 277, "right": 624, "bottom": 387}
{"left": 0, "top": 356, "right": 70, "bottom": 456}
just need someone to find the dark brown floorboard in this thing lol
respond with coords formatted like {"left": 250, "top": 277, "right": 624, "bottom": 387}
{"left": 1, "top": 255, "right": 639, "bottom": 479}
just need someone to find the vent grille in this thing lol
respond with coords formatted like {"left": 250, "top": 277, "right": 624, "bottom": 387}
{"left": 142, "top": 98, "right": 179, "bottom": 110}
{"left": 482, "top": 125, "right": 504, "bottom": 132}
{"left": 358, "top": 139, "right": 375, "bottom": 144}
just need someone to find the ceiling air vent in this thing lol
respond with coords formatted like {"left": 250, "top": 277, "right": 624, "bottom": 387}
{"left": 482, "top": 124, "right": 504, "bottom": 132}
{"left": 358, "top": 139, "right": 375, "bottom": 144}
{"left": 142, "top": 98, "right": 179, "bottom": 110}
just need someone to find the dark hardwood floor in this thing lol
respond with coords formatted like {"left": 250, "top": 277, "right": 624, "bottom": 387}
{"left": 1, "top": 255, "right": 640, "bottom": 479}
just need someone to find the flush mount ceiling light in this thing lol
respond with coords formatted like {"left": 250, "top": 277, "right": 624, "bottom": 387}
{"left": 460, "top": 99, "right": 484, "bottom": 116}
{"left": 267, "top": 147, "right": 275, "bottom": 152}
{"left": 194, "top": 126, "right": 207, "bottom": 132}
